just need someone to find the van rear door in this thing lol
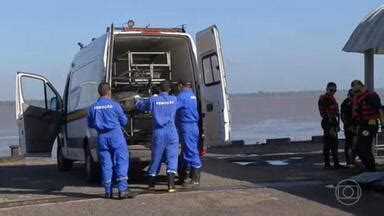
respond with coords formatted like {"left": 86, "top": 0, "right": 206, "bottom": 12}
{"left": 196, "top": 25, "right": 231, "bottom": 147}
{"left": 15, "top": 72, "right": 63, "bottom": 156}
{"left": 106, "top": 24, "right": 114, "bottom": 84}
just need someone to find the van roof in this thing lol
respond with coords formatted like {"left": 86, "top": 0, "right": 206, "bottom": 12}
{"left": 113, "top": 26, "right": 186, "bottom": 35}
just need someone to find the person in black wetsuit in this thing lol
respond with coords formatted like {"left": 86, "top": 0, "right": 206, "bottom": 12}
{"left": 341, "top": 89, "right": 356, "bottom": 166}
{"left": 318, "top": 82, "right": 343, "bottom": 170}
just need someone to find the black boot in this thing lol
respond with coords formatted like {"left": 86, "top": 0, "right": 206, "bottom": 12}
{"left": 184, "top": 168, "right": 200, "bottom": 187}
{"left": 332, "top": 148, "right": 344, "bottom": 169}
{"left": 168, "top": 173, "right": 176, "bottom": 193}
{"left": 333, "top": 155, "right": 346, "bottom": 169}
{"left": 191, "top": 168, "right": 201, "bottom": 185}
{"left": 177, "top": 169, "right": 188, "bottom": 185}
{"left": 104, "top": 192, "right": 113, "bottom": 199}
{"left": 148, "top": 175, "right": 156, "bottom": 190}
{"left": 323, "top": 151, "right": 332, "bottom": 170}
{"left": 118, "top": 189, "right": 137, "bottom": 199}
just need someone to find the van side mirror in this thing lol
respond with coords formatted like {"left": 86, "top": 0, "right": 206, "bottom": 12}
{"left": 49, "top": 97, "right": 57, "bottom": 111}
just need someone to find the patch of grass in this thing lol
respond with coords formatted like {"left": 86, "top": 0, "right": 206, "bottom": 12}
{"left": 0, "top": 157, "right": 11, "bottom": 163}
{"left": 0, "top": 157, "right": 22, "bottom": 164}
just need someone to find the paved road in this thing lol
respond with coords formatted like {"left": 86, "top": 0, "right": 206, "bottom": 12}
{"left": 0, "top": 142, "right": 383, "bottom": 215}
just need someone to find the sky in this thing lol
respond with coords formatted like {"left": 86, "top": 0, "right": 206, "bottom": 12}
{"left": 0, "top": 0, "right": 384, "bottom": 100}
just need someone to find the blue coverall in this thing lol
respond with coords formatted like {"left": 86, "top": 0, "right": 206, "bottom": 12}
{"left": 136, "top": 92, "right": 179, "bottom": 176}
{"left": 176, "top": 89, "right": 202, "bottom": 170}
{"left": 87, "top": 97, "right": 129, "bottom": 194}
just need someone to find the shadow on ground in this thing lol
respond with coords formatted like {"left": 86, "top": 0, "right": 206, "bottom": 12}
{"left": 203, "top": 143, "right": 384, "bottom": 216}
{"left": 0, "top": 160, "right": 155, "bottom": 199}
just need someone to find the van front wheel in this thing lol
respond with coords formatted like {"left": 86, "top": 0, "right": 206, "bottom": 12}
{"left": 85, "top": 147, "right": 100, "bottom": 183}
{"left": 57, "top": 141, "right": 73, "bottom": 171}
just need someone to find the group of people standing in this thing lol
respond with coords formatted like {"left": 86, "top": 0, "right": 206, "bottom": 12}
{"left": 87, "top": 80, "right": 202, "bottom": 199}
{"left": 318, "top": 80, "right": 382, "bottom": 172}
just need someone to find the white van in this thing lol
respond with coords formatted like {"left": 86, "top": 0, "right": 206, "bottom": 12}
{"left": 15, "top": 23, "right": 231, "bottom": 181}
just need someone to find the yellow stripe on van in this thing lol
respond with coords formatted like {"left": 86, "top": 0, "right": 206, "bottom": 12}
{"left": 66, "top": 110, "right": 87, "bottom": 122}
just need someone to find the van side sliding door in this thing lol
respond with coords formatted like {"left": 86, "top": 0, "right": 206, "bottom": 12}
{"left": 196, "top": 25, "right": 231, "bottom": 147}
{"left": 15, "top": 72, "right": 63, "bottom": 156}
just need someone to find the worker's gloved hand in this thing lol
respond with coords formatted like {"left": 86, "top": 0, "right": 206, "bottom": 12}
{"left": 199, "top": 148, "right": 206, "bottom": 156}
{"left": 134, "top": 95, "right": 141, "bottom": 102}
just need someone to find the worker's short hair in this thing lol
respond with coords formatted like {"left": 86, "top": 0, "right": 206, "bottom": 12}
{"left": 178, "top": 80, "right": 192, "bottom": 87}
{"left": 326, "top": 82, "right": 337, "bottom": 88}
{"left": 160, "top": 81, "right": 171, "bottom": 92}
{"left": 351, "top": 80, "right": 364, "bottom": 88}
{"left": 152, "top": 86, "right": 160, "bottom": 95}
{"left": 98, "top": 82, "right": 111, "bottom": 96}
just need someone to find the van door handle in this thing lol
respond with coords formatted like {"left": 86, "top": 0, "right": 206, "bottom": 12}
{"left": 207, "top": 104, "right": 213, "bottom": 112}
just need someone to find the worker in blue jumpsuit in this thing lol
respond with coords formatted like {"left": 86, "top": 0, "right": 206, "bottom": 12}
{"left": 87, "top": 82, "right": 136, "bottom": 199}
{"left": 135, "top": 81, "right": 179, "bottom": 192}
{"left": 176, "top": 80, "right": 202, "bottom": 186}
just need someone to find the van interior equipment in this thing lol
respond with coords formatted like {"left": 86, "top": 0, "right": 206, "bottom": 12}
{"left": 112, "top": 50, "right": 176, "bottom": 144}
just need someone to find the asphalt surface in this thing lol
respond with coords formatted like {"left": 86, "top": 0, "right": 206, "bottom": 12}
{"left": 0, "top": 142, "right": 383, "bottom": 216}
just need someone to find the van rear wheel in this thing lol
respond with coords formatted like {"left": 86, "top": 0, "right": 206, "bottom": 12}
{"left": 57, "top": 140, "right": 73, "bottom": 171}
{"left": 85, "top": 147, "right": 100, "bottom": 183}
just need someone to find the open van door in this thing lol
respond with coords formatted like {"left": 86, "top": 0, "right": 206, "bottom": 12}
{"left": 196, "top": 25, "right": 231, "bottom": 147}
{"left": 15, "top": 72, "right": 63, "bottom": 156}
{"left": 106, "top": 23, "right": 114, "bottom": 84}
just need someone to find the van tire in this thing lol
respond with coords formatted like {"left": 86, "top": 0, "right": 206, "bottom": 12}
{"left": 129, "top": 161, "right": 148, "bottom": 181}
{"left": 57, "top": 140, "right": 73, "bottom": 171}
{"left": 85, "top": 146, "right": 100, "bottom": 183}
